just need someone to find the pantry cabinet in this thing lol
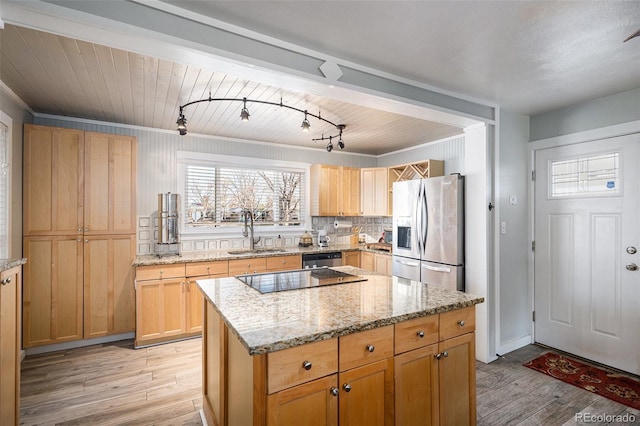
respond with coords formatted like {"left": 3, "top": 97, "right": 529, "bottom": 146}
{"left": 22, "top": 124, "right": 137, "bottom": 348}
{"left": 310, "top": 164, "right": 361, "bottom": 216}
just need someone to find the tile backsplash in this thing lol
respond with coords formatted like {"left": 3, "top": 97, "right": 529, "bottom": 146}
{"left": 136, "top": 216, "right": 392, "bottom": 255}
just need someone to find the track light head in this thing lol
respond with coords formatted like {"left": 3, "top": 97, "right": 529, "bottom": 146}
{"left": 176, "top": 113, "right": 187, "bottom": 136}
{"left": 240, "top": 98, "right": 250, "bottom": 122}
{"left": 326, "top": 136, "right": 334, "bottom": 152}
{"left": 338, "top": 139, "right": 344, "bottom": 150}
{"left": 301, "top": 111, "right": 311, "bottom": 132}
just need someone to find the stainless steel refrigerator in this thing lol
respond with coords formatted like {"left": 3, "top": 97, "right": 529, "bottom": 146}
{"left": 392, "top": 174, "right": 465, "bottom": 291}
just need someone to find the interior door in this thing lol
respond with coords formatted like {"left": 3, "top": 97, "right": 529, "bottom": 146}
{"left": 534, "top": 134, "right": 640, "bottom": 374}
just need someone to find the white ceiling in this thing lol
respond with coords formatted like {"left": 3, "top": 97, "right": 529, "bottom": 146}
{"left": 2, "top": 1, "right": 639, "bottom": 155}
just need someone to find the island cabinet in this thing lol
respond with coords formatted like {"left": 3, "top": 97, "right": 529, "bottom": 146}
{"left": 202, "top": 304, "right": 476, "bottom": 426}
{"left": 310, "top": 164, "right": 361, "bottom": 216}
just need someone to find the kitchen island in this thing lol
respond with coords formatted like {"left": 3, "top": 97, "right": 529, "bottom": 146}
{"left": 197, "top": 266, "right": 484, "bottom": 426}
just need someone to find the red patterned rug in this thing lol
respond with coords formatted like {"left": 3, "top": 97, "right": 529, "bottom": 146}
{"left": 524, "top": 352, "right": 640, "bottom": 410}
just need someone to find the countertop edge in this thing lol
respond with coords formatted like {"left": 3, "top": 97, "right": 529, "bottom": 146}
{"left": 0, "top": 258, "right": 27, "bottom": 273}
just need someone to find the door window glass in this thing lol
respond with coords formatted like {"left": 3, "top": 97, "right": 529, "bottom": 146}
{"left": 549, "top": 152, "right": 619, "bottom": 198}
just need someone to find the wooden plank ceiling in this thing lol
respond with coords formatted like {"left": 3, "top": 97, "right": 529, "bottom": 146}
{"left": 1, "top": 24, "right": 463, "bottom": 155}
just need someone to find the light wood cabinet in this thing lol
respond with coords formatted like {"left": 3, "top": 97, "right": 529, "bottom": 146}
{"left": 135, "top": 277, "right": 186, "bottom": 344}
{"left": 374, "top": 253, "right": 392, "bottom": 275}
{"left": 23, "top": 126, "right": 84, "bottom": 236}
{"left": 394, "top": 306, "right": 477, "bottom": 426}
{"left": 83, "top": 132, "right": 137, "bottom": 235}
{"left": 186, "top": 260, "right": 230, "bottom": 335}
{"left": 339, "top": 358, "right": 394, "bottom": 426}
{"left": 361, "top": 167, "right": 389, "bottom": 216}
{"left": 342, "top": 251, "right": 360, "bottom": 267}
{"left": 0, "top": 265, "right": 22, "bottom": 425}
{"left": 361, "top": 251, "right": 375, "bottom": 271}
{"left": 23, "top": 236, "right": 84, "bottom": 347}
{"left": 229, "top": 257, "right": 268, "bottom": 275}
{"left": 22, "top": 125, "right": 137, "bottom": 348}
{"left": 266, "top": 255, "right": 301, "bottom": 271}
{"left": 310, "top": 164, "right": 361, "bottom": 216}
{"left": 83, "top": 235, "right": 136, "bottom": 338}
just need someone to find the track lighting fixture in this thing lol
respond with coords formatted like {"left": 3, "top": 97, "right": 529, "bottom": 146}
{"left": 176, "top": 94, "right": 346, "bottom": 151}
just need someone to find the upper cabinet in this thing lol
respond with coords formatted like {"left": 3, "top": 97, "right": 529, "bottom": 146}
{"left": 84, "top": 132, "right": 137, "bottom": 235}
{"left": 361, "top": 167, "right": 389, "bottom": 216}
{"left": 310, "top": 165, "right": 361, "bottom": 216}
{"left": 23, "top": 126, "right": 84, "bottom": 235}
{"left": 23, "top": 126, "right": 137, "bottom": 236}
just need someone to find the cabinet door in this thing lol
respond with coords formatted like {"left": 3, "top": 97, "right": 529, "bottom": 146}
{"left": 338, "top": 358, "right": 394, "bottom": 426}
{"left": 361, "top": 251, "right": 375, "bottom": 272}
{"left": 342, "top": 251, "right": 360, "bottom": 268}
{"left": 438, "top": 333, "right": 476, "bottom": 426}
{"left": 395, "top": 344, "right": 439, "bottom": 426}
{"left": 361, "top": 167, "right": 388, "bottom": 216}
{"left": 318, "top": 165, "right": 341, "bottom": 216}
{"left": 374, "top": 253, "right": 391, "bottom": 275}
{"left": 135, "top": 278, "right": 186, "bottom": 346}
{"left": 84, "top": 132, "right": 137, "bottom": 234}
{"left": 23, "top": 236, "right": 84, "bottom": 347}
{"left": 23, "top": 125, "right": 84, "bottom": 235}
{"left": 84, "top": 235, "right": 136, "bottom": 338}
{"left": 186, "top": 280, "right": 204, "bottom": 333}
{"left": 267, "top": 374, "right": 338, "bottom": 426}
{"left": 0, "top": 266, "right": 20, "bottom": 425}
{"left": 340, "top": 167, "right": 361, "bottom": 216}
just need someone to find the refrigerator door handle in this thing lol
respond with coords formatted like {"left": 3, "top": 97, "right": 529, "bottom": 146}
{"left": 397, "top": 259, "right": 420, "bottom": 267}
{"left": 423, "top": 264, "right": 451, "bottom": 273}
{"left": 414, "top": 185, "right": 423, "bottom": 253}
{"left": 420, "top": 183, "right": 428, "bottom": 251}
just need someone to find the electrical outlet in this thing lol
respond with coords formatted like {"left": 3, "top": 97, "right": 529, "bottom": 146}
{"left": 500, "top": 221, "right": 507, "bottom": 234}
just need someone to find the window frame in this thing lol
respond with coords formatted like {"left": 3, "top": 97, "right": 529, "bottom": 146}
{"left": 177, "top": 151, "right": 311, "bottom": 238}
{"left": 0, "top": 110, "right": 12, "bottom": 259}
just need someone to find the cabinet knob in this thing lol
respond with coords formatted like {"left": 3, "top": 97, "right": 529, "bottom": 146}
{"left": 78, "top": 227, "right": 82, "bottom": 232}
{"left": 77, "top": 238, "right": 82, "bottom": 242}
{"left": 442, "top": 351, "right": 449, "bottom": 358}
{"left": 330, "top": 387, "right": 339, "bottom": 397}
{"left": 302, "top": 361, "right": 312, "bottom": 371}
{"left": 85, "top": 228, "right": 89, "bottom": 232}
{"left": 1, "top": 277, "right": 11, "bottom": 285}
{"left": 434, "top": 353, "right": 442, "bottom": 360}
{"left": 417, "top": 330, "right": 425, "bottom": 338}
{"left": 457, "top": 320, "right": 465, "bottom": 327}
{"left": 85, "top": 240, "right": 89, "bottom": 243}
{"left": 366, "top": 344, "right": 375, "bottom": 353}
{"left": 342, "top": 383, "right": 351, "bottom": 393}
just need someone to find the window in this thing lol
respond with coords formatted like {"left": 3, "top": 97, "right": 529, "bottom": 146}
{"left": 178, "top": 153, "right": 308, "bottom": 233}
{"left": 550, "top": 152, "right": 619, "bottom": 198}
{"left": 0, "top": 115, "right": 10, "bottom": 258}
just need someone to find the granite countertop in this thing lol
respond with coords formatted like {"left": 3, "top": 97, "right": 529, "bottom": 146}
{"left": 0, "top": 258, "right": 27, "bottom": 273}
{"left": 133, "top": 243, "right": 382, "bottom": 266}
{"left": 196, "top": 266, "right": 484, "bottom": 355}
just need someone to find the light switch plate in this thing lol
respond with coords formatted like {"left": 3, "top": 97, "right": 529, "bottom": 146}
{"left": 500, "top": 221, "right": 507, "bottom": 234}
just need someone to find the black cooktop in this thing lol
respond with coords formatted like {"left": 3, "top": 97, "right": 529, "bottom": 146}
{"left": 236, "top": 267, "right": 367, "bottom": 294}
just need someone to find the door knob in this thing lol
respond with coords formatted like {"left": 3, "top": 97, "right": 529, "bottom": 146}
{"left": 626, "top": 263, "right": 638, "bottom": 271}
{"left": 627, "top": 246, "right": 637, "bottom": 255}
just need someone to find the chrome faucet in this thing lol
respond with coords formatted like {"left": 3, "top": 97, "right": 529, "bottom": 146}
{"left": 242, "top": 209, "right": 261, "bottom": 250}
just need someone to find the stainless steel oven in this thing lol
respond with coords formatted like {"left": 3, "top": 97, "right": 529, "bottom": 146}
{"left": 302, "top": 252, "right": 343, "bottom": 268}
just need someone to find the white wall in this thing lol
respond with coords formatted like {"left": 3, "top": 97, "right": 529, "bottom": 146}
{"left": 496, "top": 109, "right": 531, "bottom": 354}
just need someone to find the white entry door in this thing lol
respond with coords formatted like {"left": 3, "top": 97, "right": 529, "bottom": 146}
{"left": 534, "top": 134, "right": 640, "bottom": 375}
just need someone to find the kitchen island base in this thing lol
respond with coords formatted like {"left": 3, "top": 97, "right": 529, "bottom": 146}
{"left": 202, "top": 300, "right": 477, "bottom": 426}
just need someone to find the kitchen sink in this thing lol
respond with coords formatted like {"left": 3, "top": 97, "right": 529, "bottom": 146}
{"left": 227, "top": 248, "right": 287, "bottom": 255}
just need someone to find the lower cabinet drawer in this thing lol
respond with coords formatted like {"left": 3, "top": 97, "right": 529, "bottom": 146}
{"left": 266, "top": 255, "right": 301, "bottom": 271}
{"left": 185, "top": 260, "right": 229, "bottom": 277}
{"left": 267, "top": 338, "right": 338, "bottom": 394}
{"left": 228, "top": 258, "right": 268, "bottom": 275}
{"left": 339, "top": 325, "right": 394, "bottom": 371}
{"left": 439, "top": 306, "right": 476, "bottom": 341}
{"left": 135, "top": 263, "right": 185, "bottom": 281}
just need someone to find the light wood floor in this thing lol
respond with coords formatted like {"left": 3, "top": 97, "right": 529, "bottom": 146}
{"left": 20, "top": 339, "right": 640, "bottom": 425}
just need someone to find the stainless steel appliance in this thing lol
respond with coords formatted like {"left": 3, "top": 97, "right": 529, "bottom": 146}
{"left": 302, "top": 252, "right": 342, "bottom": 268}
{"left": 157, "top": 192, "right": 180, "bottom": 256}
{"left": 392, "top": 174, "right": 464, "bottom": 291}
{"left": 237, "top": 267, "right": 366, "bottom": 294}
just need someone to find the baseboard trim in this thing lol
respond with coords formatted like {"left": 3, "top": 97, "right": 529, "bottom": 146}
{"left": 25, "top": 332, "right": 135, "bottom": 356}
{"left": 497, "top": 335, "right": 532, "bottom": 357}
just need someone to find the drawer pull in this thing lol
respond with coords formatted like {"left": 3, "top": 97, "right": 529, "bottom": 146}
{"left": 366, "top": 344, "right": 375, "bottom": 353}
{"left": 302, "top": 361, "right": 312, "bottom": 371}
{"left": 457, "top": 320, "right": 465, "bottom": 327}
{"left": 417, "top": 330, "right": 425, "bottom": 338}
{"left": 330, "top": 387, "right": 339, "bottom": 397}
{"left": 342, "top": 383, "right": 351, "bottom": 393}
